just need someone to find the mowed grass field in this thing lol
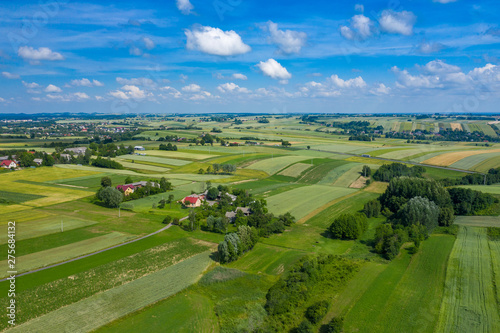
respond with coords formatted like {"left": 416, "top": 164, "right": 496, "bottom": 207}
{"left": 266, "top": 185, "right": 357, "bottom": 220}
{"left": 245, "top": 155, "right": 309, "bottom": 175}
{"left": 10, "top": 252, "right": 213, "bottom": 333}
{"left": 278, "top": 162, "right": 312, "bottom": 177}
{"left": 437, "top": 226, "right": 500, "bottom": 333}
{"left": 423, "top": 149, "right": 500, "bottom": 167}
{"left": 344, "top": 235, "right": 455, "bottom": 333}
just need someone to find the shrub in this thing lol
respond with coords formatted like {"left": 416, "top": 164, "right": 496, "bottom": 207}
{"left": 162, "top": 216, "right": 172, "bottom": 224}
{"left": 325, "top": 317, "right": 344, "bottom": 333}
{"left": 294, "top": 320, "right": 313, "bottom": 333}
{"left": 305, "top": 300, "right": 329, "bottom": 324}
{"left": 329, "top": 213, "right": 367, "bottom": 240}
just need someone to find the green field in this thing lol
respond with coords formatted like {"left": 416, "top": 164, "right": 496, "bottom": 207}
{"left": 116, "top": 154, "right": 192, "bottom": 166}
{"left": 437, "top": 226, "right": 500, "bottom": 333}
{"left": 454, "top": 216, "right": 500, "bottom": 228}
{"left": 245, "top": 155, "right": 308, "bottom": 175}
{"left": 11, "top": 252, "right": 213, "bottom": 333}
{"left": 266, "top": 185, "right": 356, "bottom": 220}
{"left": 278, "top": 162, "right": 312, "bottom": 177}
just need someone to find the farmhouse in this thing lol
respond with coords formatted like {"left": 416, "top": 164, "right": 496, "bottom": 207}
{"left": 60, "top": 154, "right": 71, "bottom": 160}
{"left": 0, "top": 160, "right": 17, "bottom": 168}
{"left": 134, "top": 146, "right": 146, "bottom": 151}
{"left": 225, "top": 207, "right": 251, "bottom": 222}
{"left": 182, "top": 195, "right": 202, "bottom": 207}
{"left": 116, "top": 184, "right": 135, "bottom": 196}
{"left": 128, "top": 181, "right": 160, "bottom": 188}
{"left": 33, "top": 158, "right": 43, "bottom": 166}
{"left": 64, "top": 147, "right": 87, "bottom": 155}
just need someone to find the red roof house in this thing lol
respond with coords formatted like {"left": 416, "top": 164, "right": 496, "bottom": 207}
{"left": 182, "top": 195, "right": 202, "bottom": 207}
{"left": 0, "top": 160, "right": 17, "bottom": 168}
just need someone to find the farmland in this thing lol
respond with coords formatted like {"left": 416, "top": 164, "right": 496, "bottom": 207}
{"left": 1, "top": 113, "right": 500, "bottom": 332}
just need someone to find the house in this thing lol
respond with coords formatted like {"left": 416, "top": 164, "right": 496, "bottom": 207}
{"left": 60, "top": 154, "right": 71, "bottom": 160}
{"left": 33, "top": 158, "right": 43, "bottom": 166}
{"left": 116, "top": 185, "right": 135, "bottom": 196}
{"left": 128, "top": 181, "right": 160, "bottom": 188}
{"left": 64, "top": 147, "right": 87, "bottom": 155}
{"left": 0, "top": 160, "right": 17, "bottom": 169}
{"left": 182, "top": 196, "right": 202, "bottom": 208}
{"left": 134, "top": 146, "right": 146, "bottom": 151}
{"left": 225, "top": 207, "right": 251, "bottom": 222}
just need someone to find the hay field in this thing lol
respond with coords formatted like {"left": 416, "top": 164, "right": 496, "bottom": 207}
{"left": 145, "top": 150, "right": 215, "bottom": 160}
{"left": 450, "top": 151, "right": 500, "bottom": 170}
{"left": 278, "top": 163, "right": 312, "bottom": 177}
{"left": 450, "top": 123, "right": 462, "bottom": 131}
{"left": 245, "top": 155, "right": 309, "bottom": 175}
{"left": 423, "top": 149, "right": 500, "bottom": 167}
{"left": 116, "top": 154, "right": 191, "bottom": 166}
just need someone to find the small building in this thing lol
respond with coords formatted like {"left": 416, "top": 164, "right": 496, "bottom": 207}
{"left": 0, "top": 160, "right": 17, "bottom": 169}
{"left": 33, "top": 158, "right": 43, "bottom": 166}
{"left": 225, "top": 207, "right": 251, "bottom": 222}
{"left": 127, "top": 181, "right": 160, "bottom": 188}
{"left": 116, "top": 185, "right": 135, "bottom": 196}
{"left": 134, "top": 146, "right": 146, "bottom": 151}
{"left": 182, "top": 196, "right": 202, "bottom": 208}
{"left": 60, "top": 154, "right": 71, "bottom": 160}
{"left": 64, "top": 147, "right": 87, "bottom": 155}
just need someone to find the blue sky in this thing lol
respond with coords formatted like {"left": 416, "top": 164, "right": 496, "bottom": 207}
{"left": 0, "top": 0, "right": 500, "bottom": 114}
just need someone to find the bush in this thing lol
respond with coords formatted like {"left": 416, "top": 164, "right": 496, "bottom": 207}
{"left": 325, "top": 317, "right": 344, "bottom": 333}
{"left": 207, "top": 187, "right": 219, "bottom": 200}
{"left": 329, "top": 213, "right": 367, "bottom": 240}
{"left": 91, "top": 157, "right": 124, "bottom": 169}
{"left": 162, "top": 216, "right": 172, "bottom": 224}
{"left": 294, "top": 320, "right": 313, "bottom": 333}
{"left": 97, "top": 187, "right": 123, "bottom": 208}
{"left": 364, "top": 199, "right": 381, "bottom": 218}
{"left": 305, "top": 300, "right": 329, "bottom": 324}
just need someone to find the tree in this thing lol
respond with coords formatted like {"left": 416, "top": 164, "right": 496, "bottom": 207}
{"left": 98, "top": 187, "right": 123, "bottom": 208}
{"left": 159, "top": 177, "right": 171, "bottom": 191}
{"left": 42, "top": 154, "right": 55, "bottom": 166}
{"left": 294, "top": 320, "right": 313, "bottom": 333}
{"left": 325, "top": 317, "right": 344, "bottom": 333}
{"left": 101, "top": 176, "right": 112, "bottom": 188}
{"left": 362, "top": 165, "right": 372, "bottom": 177}
{"left": 307, "top": 145, "right": 311, "bottom": 150}
{"left": 305, "top": 301, "right": 329, "bottom": 324}
{"left": 207, "top": 187, "right": 219, "bottom": 200}
{"left": 162, "top": 216, "right": 172, "bottom": 224}
{"left": 125, "top": 176, "right": 133, "bottom": 184}
{"left": 206, "top": 181, "right": 212, "bottom": 190}
{"left": 394, "top": 196, "right": 439, "bottom": 234}
{"left": 329, "top": 213, "right": 367, "bottom": 240}
{"left": 364, "top": 199, "right": 381, "bottom": 218}
{"left": 18, "top": 152, "right": 35, "bottom": 167}
{"left": 189, "top": 209, "right": 198, "bottom": 231}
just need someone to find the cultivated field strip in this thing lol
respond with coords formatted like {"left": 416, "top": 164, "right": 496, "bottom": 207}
{"left": 7, "top": 251, "right": 213, "bottom": 333}
{"left": 437, "top": 226, "right": 500, "bottom": 333}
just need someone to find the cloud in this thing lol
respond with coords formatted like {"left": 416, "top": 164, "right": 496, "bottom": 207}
{"left": 217, "top": 82, "right": 250, "bottom": 93}
{"left": 419, "top": 42, "right": 447, "bottom": 54}
{"left": 0, "top": 97, "right": 6, "bottom": 103}
{"left": 159, "top": 86, "right": 182, "bottom": 98}
{"left": 182, "top": 84, "right": 202, "bottom": 92}
{"left": 71, "top": 78, "right": 104, "bottom": 87}
{"left": 340, "top": 15, "right": 375, "bottom": 41}
{"left": 109, "top": 90, "right": 129, "bottom": 100}
{"left": 185, "top": 26, "right": 251, "bottom": 56}
{"left": 190, "top": 91, "right": 212, "bottom": 101}
{"left": 23, "top": 81, "right": 40, "bottom": 89}
{"left": 329, "top": 75, "right": 366, "bottom": 88}
{"left": 129, "top": 46, "right": 142, "bottom": 56}
{"left": 433, "top": 0, "right": 457, "bottom": 3}
{"left": 2, "top": 72, "right": 20, "bottom": 79}
{"left": 355, "top": 4, "right": 364, "bottom": 12}
{"left": 109, "top": 85, "right": 151, "bottom": 100}
{"left": 74, "top": 92, "right": 90, "bottom": 99}
{"left": 142, "top": 37, "right": 155, "bottom": 50}
{"left": 232, "top": 73, "right": 248, "bottom": 80}
{"left": 379, "top": 10, "right": 416, "bottom": 36}
{"left": 18, "top": 46, "right": 64, "bottom": 63}
{"left": 370, "top": 83, "right": 391, "bottom": 95}
{"left": 45, "top": 84, "right": 62, "bottom": 93}
{"left": 267, "top": 21, "right": 307, "bottom": 54}
{"left": 116, "top": 77, "right": 155, "bottom": 87}
{"left": 421, "top": 60, "right": 461, "bottom": 74}
{"left": 176, "top": 0, "right": 194, "bottom": 15}
{"left": 257, "top": 59, "right": 292, "bottom": 82}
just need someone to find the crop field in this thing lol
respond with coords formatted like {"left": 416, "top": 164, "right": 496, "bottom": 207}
{"left": 457, "top": 185, "right": 500, "bottom": 195}
{"left": 10, "top": 252, "right": 213, "bottom": 333}
{"left": 437, "top": 226, "right": 500, "bottom": 333}
{"left": 0, "top": 190, "right": 45, "bottom": 204}
{"left": 333, "top": 164, "right": 366, "bottom": 187}
{"left": 0, "top": 216, "right": 97, "bottom": 243}
{"left": 297, "top": 159, "right": 350, "bottom": 184}
{"left": 144, "top": 150, "right": 215, "bottom": 160}
{"left": 423, "top": 149, "right": 500, "bottom": 167}
{"left": 450, "top": 151, "right": 500, "bottom": 170}
{"left": 454, "top": 216, "right": 500, "bottom": 228}
{"left": 278, "top": 162, "right": 312, "bottom": 177}
{"left": 266, "top": 185, "right": 356, "bottom": 220}
{"left": 1, "top": 232, "right": 134, "bottom": 276}
{"left": 116, "top": 154, "right": 192, "bottom": 166}
{"left": 245, "top": 155, "right": 309, "bottom": 175}
{"left": 114, "top": 160, "right": 171, "bottom": 172}
{"left": 471, "top": 155, "right": 500, "bottom": 172}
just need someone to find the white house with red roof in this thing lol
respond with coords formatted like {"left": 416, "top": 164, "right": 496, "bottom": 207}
{"left": 0, "top": 160, "right": 17, "bottom": 168}
{"left": 182, "top": 195, "right": 202, "bottom": 207}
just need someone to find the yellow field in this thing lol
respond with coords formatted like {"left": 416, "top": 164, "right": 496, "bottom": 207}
{"left": 364, "top": 181, "right": 388, "bottom": 194}
{"left": 423, "top": 149, "right": 500, "bottom": 167}
{"left": 450, "top": 123, "right": 462, "bottom": 131}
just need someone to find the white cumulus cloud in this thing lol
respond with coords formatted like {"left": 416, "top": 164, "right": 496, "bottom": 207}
{"left": 257, "top": 59, "right": 292, "bottom": 82}
{"left": 232, "top": 73, "right": 248, "bottom": 80}
{"left": 71, "top": 78, "right": 104, "bottom": 87}
{"left": 142, "top": 37, "right": 155, "bottom": 50}
{"left": 2, "top": 72, "right": 20, "bottom": 79}
{"left": 18, "top": 46, "right": 64, "bottom": 63}
{"left": 370, "top": 83, "right": 391, "bottom": 95}
{"left": 267, "top": 21, "right": 307, "bottom": 54}
{"left": 185, "top": 26, "right": 251, "bottom": 56}
{"left": 176, "top": 0, "right": 194, "bottom": 15}
{"left": 45, "top": 84, "right": 62, "bottom": 93}
{"left": 329, "top": 75, "right": 366, "bottom": 88}
{"left": 74, "top": 92, "right": 90, "bottom": 99}
{"left": 116, "top": 77, "right": 155, "bottom": 87}
{"left": 379, "top": 10, "right": 416, "bottom": 36}
{"left": 340, "top": 15, "right": 374, "bottom": 41}
{"left": 217, "top": 83, "right": 250, "bottom": 93}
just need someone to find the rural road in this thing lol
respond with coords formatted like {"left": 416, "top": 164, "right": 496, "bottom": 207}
{"left": 1, "top": 217, "right": 188, "bottom": 282}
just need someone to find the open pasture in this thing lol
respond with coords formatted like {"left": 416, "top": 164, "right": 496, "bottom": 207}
{"left": 266, "top": 185, "right": 356, "bottom": 220}
{"left": 9, "top": 252, "right": 213, "bottom": 333}
{"left": 333, "top": 164, "right": 365, "bottom": 187}
{"left": 437, "top": 226, "right": 500, "bottom": 333}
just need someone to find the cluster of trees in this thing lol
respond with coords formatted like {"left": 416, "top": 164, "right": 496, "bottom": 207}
{"left": 88, "top": 142, "right": 133, "bottom": 157}
{"left": 199, "top": 163, "right": 237, "bottom": 175}
{"left": 159, "top": 143, "right": 178, "bottom": 151}
{"left": 122, "top": 178, "right": 172, "bottom": 201}
{"left": 246, "top": 200, "right": 296, "bottom": 237}
{"left": 448, "top": 188, "right": 498, "bottom": 215}
{"left": 441, "top": 167, "right": 500, "bottom": 186}
{"left": 373, "top": 163, "right": 425, "bottom": 182}
{"left": 364, "top": 199, "right": 381, "bottom": 218}
{"left": 349, "top": 134, "right": 372, "bottom": 142}
{"left": 217, "top": 226, "right": 259, "bottom": 263}
{"left": 91, "top": 157, "right": 124, "bottom": 169}
{"left": 96, "top": 179, "right": 123, "bottom": 208}
{"left": 206, "top": 215, "right": 230, "bottom": 233}
{"left": 329, "top": 213, "right": 368, "bottom": 240}
{"left": 385, "top": 128, "right": 500, "bottom": 143}
{"left": 263, "top": 255, "right": 358, "bottom": 332}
